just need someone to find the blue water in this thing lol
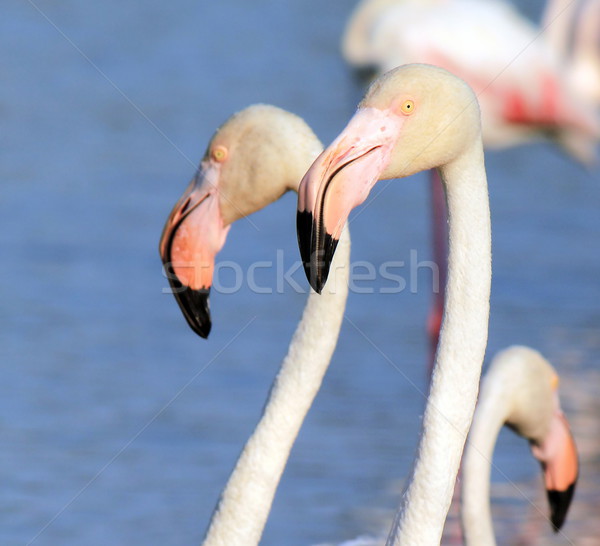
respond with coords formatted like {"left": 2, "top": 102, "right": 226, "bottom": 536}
{"left": 2, "top": 0, "right": 599, "bottom": 544}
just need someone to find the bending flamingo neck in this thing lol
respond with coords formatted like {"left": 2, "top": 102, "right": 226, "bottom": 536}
{"left": 202, "top": 225, "right": 350, "bottom": 546}
{"left": 461, "top": 375, "right": 509, "bottom": 546}
{"left": 387, "top": 141, "right": 491, "bottom": 545}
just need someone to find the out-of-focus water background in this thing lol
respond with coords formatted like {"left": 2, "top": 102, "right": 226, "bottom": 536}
{"left": 2, "top": 0, "right": 599, "bottom": 544}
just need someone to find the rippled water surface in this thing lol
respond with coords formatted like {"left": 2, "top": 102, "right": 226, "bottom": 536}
{"left": 2, "top": 1, "right": 599, "bottom": 544}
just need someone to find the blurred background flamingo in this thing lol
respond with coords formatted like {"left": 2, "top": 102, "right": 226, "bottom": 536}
{"left": 543, "top": 0, "right": 600, "bottom": 107}
{"left": 342, "top": 0, "right": 600, "bottom": 364}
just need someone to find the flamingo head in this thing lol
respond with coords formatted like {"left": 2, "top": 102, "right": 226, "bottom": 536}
{"left": 160, "top": 105, "right": 322, "bottom": 337}
{"left": 486, "top": 346, "right": 579, "bottom": 533}
{"left": 502, "top": 347, "right": 579, "bottom": 532}
{"left": 297, "top": 63, "right": 481, "bottom": 292}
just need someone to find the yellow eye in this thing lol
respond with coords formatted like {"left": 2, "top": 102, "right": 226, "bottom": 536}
{"left": 401, "top": 100, "right": 415, "bottom": 115}
{"left": 551, "top": 374, "right": 560, "bottom": 391}
{"left": 212, "top": 145, "right": 228, "bottom": 162}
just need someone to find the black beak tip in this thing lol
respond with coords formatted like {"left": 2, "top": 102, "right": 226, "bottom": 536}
{"left": 166, "top": 267, "right": 213, "bottom": 339}
{"left": 547, "top": 481, "right": 576, "bottom": 532}
{"left": 296, "top": 209, "right": 339, "bottom": 294}
{"left": 310, "top": 268, "right": 327, "bottom": 295}
{"left": 296, "top": 209, "right": 313, "bottom": 270}
{"left": 182, "top": 287, "right": 212, "bottom": 339}
{"left": 313, "top": 279, "right": 324, "bottom": 295}
{"left": 192, "top": 318, "right": 211, "bottom": 339}
{"left": 305, "top": 269, "right": 324, "bottom": 294}
{"left": 300, "top": 260, "right": 320, "bottom": 294}
{"left": 310, "top": 231, "right": 339, "bottom": 294}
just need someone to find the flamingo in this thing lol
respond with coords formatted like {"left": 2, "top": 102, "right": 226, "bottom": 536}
{"left": 341, "top": 0, "right": 600, "bottom": 364}
{"left": 569, "top": 0, "right": 600, "bottom": 106}
{"left": 462, "top": 345, "right": 579, "bottom": 545}
{"left": 342, "top": 0, "right": 598, "bottom": 156}
{"left": 159, "top": 104, "right": 351, "bottom": 545}
{"left": 297, "top": 64, "right": 492, "bottom": 545}
{"left": 544, "top": 0, "right": 600, "bottom": 107}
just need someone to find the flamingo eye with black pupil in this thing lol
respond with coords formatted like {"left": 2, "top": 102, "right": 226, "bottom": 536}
{"left": 401, "top": 100, "right": 415, "bottom": 115}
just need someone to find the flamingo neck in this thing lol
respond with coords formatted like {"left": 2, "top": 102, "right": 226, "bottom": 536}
{"left": 461, "top": 375, "right": 509, "bottom": 546}
{"left": 387, "top": 141, "right": 491, "bottom": 545}
{"left": 202, "top": 225, "right": 350, "bottom": 546}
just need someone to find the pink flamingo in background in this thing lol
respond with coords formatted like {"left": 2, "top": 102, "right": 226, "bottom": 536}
{"left": 543, "top": 0, "right": 600, "bottom": 107}
{"left": 342, "top": 0, "right": 600, "bottom": 368}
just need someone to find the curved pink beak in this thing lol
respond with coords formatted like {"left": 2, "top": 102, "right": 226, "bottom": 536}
{"left": 159, "top": 162, "right": 230, "bottom": 338}
{"left": 530, "top": 407, "right": 579, "bottom": 532}
{"left": 297, "top": 107, "right": 403, "bottom": 292}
